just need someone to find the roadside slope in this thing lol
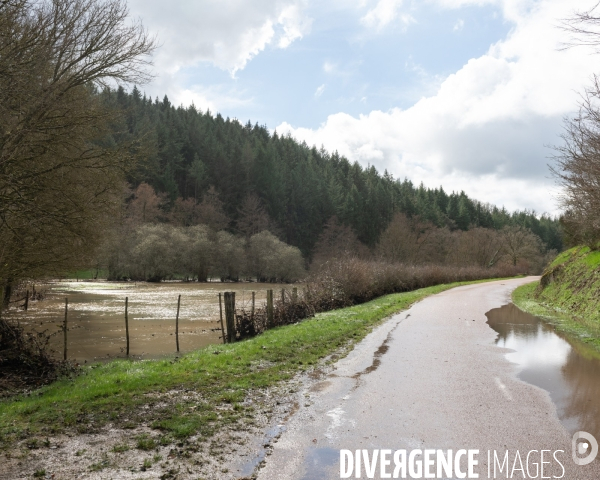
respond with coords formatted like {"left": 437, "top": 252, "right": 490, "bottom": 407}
{"left": 513, "top": 246, "right": 600, "bottom": 349}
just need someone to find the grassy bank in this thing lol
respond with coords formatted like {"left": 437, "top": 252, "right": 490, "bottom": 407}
{"left": 512, "top": 246, "right": 600, "bottom": 351}
{"left": 0, "top": 279, "right": 498, "bottom": 449}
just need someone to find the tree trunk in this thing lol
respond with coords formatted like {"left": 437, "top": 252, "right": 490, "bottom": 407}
{"left": 2, "top": 281, "right": 12, "bottom": 309}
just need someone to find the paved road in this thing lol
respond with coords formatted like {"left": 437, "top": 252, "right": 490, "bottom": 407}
{"left": 257, "top": 278, "right": 600, "bottom": 480}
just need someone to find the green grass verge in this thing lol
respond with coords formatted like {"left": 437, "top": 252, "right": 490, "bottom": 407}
{"left": 538, "top": 246, "right": 600, "bottom": 324}
{"left": 511, "top": 245, "right": 600, "bottom": 354}
{"left": 512, "top": 281, "right": 600, "bottom": 353}
{"left": 0, "top": 278, "right": 503, "bottom": 449}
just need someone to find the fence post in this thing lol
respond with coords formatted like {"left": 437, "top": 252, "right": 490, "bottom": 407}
{"left": 281, "top": 288, "right": 285, "bottom": 304}
{"left": 224, "top": 292, "right": 236, "bottom": 343}
{"left": 292, "top": 287, "right": 298, "bottom": 303}
{"left": 24, "top": 290, "right": 29, "bottom": 311}
{"left": 251, "top": 292, "right": 255, "bottom": 322}
{"left": 267, "top": 289, "right": 274, "bottom": 329}
{"left": 232, "top": 292, "right": 236, "bottom": 341}
{"left": 218, "top": 293, "right": 226, "bottom": 344}
{"left": 125, "top": 297, "right": 130, "bottom": 356}
{"left": 63, "top": 298, "right": 68, "bottom": 361}
{"left": 175, "top": 294, "right": 181, "bottom": 353}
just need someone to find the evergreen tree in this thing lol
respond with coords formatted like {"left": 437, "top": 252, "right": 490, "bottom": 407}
{"left": 96, "top": 87, "right": 564, "bottom": 257}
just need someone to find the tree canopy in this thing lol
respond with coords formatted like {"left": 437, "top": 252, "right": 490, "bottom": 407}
{"left": 0, "top": 0, "right": 155, "bottom": 298}
{"left": 108, "top": 87, "right": 562, "bottom": 258}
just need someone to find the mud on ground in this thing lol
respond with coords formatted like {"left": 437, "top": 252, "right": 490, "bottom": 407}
{"left": 0, "top": 364, "right": 335, "bottom": 480}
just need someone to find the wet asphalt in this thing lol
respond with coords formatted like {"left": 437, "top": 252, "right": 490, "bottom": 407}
{"left": 256, "top": 277, "right": 600, "bottom": 480}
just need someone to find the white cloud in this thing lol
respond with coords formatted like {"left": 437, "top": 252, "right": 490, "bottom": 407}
{"left": 361, "top": 0, "right": 416, "bottom": 31}
{"left": 405, "top": 56, "right": 446, "bottom": 96}
{"left": 278, "top": 4, "right": 313, "bottom": 48}
{"left": 323, "top": 61, "right": 337, "bottom": 73}
{"left": 315, "top": 84, "right": 326, "bottom": 97}
{"left": 128, "top": 0, "right": 311, "bottom": 76}
{"left": 174, "top": 85, "right": 254, "bottom": 115}
{"left": 431, "top": 0, "right": 535, "bottom": 23}
{"left": 278, "top": 0, "right": 600, "bottom": 214}
{"left": 453, "top": 18, "right": 465, "bottom": 31}
{"left": 135, "top": 69, "right": 255, "bottom": 116}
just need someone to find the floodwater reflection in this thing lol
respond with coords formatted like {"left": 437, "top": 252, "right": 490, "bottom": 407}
{"left": 5, "top": 281, "right": 291, "bottom": 363}
{"left": 486, "top": 303, "right": 600, "bottom": 439}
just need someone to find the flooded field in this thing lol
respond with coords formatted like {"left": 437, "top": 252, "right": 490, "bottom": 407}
{"left": 486, "top": 303, "right": 600, "bottom": 440}
{"left": 4, "top": 281, "right": 292, "bottom": 363}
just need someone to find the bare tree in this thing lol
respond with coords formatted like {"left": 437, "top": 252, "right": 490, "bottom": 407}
{"left": 0, "top": 0, "right": 156, "bottom": 296}
{"left": 551, "top": 78, "right": 600, "bottom": 246}
{"left": 449, "top": 228, "right": 504, "bottom": 268}
{"left": 560, "top": 2, "right": 600, "bottom": 52}
{"left": 127, "top": 182, "right": 164, "bottom": 224}
{"left": 500, "top": 226, "right": 543, "bottom": 267}
{"left": 376, "top": 213, "right": 440, "bottom": 265}
{"left": 183, "top": 225, "right": 214, "bottom": 282}
{"left": 312, "top": 217, "right": 369, "bottom": 268}
{"left": 247, "top": 231, "right": 305, "bottom": 282}
{"left": 236, "top": 193, "right": 270, "bottom": 238}
{"left": 195, "top": 186, "right": 230, "bottom": 231}
{"left": 552, "top": 3, "right": 600, "bottom": 247}
{"left": 213, "top": 231, "right": 245, "bottom": 281}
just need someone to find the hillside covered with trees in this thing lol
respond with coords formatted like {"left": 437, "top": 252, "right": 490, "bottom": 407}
{"left": 0, "top": 0, "right": 562, "bottom": 294}
{"left": 92, "top": 87, "right": 562, "bottom": 281}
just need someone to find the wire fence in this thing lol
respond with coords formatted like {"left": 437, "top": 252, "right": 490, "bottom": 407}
{"left": 2, "top": 287, "right": 310, "bottom": 362}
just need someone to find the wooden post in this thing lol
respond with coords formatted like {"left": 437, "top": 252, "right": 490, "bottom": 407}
{"left": 63, "top": 298, "right": 68, "bottom": 361}
{"left": 281, "top": 289, "right": 285, "bottom": 304}
{"left": 232, "top": 292, "right": 236, "bottom": 342}
{"left": 223, "top": 292, "right": 229, "bottom": 341}
{"left": 292, "top": 287, "right": 298, "bottom": 303}
{"left": 230, "top": 292, "right": 237, "bottom": 343}
{"left": 175, "top": 294, "right": 181, "bottom": 353}
{"left": 125, "top": 297, "right": 129, "bottom": 356}
{"left": 224, "top": 292, "right": 236, "bottom": 343}
{"left": 24, "top": 290, "right": 29, "bottom": 311}
{"left": 266, "top": 289, "right": 274, "bottom": 329}
{"left": 218, "top": 293, "right": 226, "bottom": 344}
{"left": 231, "top": 292, "right": 235, "bottom": 342}
{"left": 251, "top": 292, "right": 255, "bottom": 322}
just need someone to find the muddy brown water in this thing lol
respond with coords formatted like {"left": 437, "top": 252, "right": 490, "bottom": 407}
{"left": 4, "top": 281, "right": 293, "bottom": 363}
{"left": 486, "top": 303, "right": 600, "bottom": 440}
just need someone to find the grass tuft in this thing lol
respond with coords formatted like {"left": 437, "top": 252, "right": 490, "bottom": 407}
{"left": 135, "top": 434, "right": 157, "bottom": 451}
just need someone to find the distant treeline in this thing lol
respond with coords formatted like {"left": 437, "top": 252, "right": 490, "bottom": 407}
{"left": 103, "top": 226, "right": 304, "bottom": 282}
{"left": 103, "top": 181, "right": 553, "bottom": 281}
{"left": 105, "top": 87, "right": 562, "bottom": 259}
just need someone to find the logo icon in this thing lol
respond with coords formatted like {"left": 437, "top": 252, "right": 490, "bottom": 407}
{"left": 572, "top": 431, "right": 598, "bottom": 466}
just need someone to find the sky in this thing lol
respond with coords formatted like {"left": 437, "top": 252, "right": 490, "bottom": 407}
{"left": 126, "top": 0, "right": 600, "bottom": 215}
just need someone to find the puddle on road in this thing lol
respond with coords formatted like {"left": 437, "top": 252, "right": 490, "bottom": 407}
{"left": 239, "top": 424, "right": 287, "bottom": 478}
{"left": 486, "top": 303, "right": 600, "bottom": 439}
{"left": 350, "top": 318, "right": 404, "bottom": 382}
{"left": 300, "top": 447, "right": 339, "bottom": 480}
